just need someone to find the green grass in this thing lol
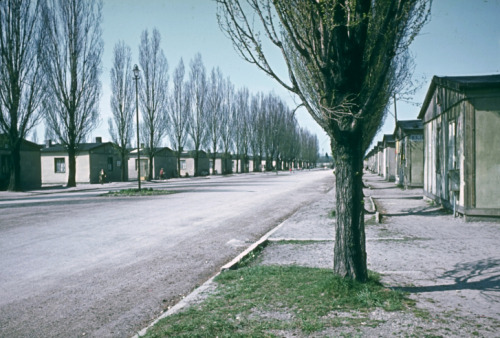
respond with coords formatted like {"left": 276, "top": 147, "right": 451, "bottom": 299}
{"left": 101, "top": 188, "right": 175, "bottom": 197}
{"left": 143, "top": 266, "right": 414, "bottom": 337}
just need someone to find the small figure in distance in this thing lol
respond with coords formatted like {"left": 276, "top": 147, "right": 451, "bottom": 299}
{"left": 99, "top": 168, "right": 106, "bottom": 184}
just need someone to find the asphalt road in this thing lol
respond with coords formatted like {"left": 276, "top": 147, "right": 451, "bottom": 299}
{"left": 0, "top": 170, "right": 334, "bottom": 337}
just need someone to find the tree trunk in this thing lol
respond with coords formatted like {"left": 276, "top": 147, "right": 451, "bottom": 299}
{"left": 333, "top": 137, "right": 368, "bottom": 282}
{"left": 67, "top": 146, "right": 77, "bottom": 187}
{"left": 212, "top": 153, "right": 217, "bottom": 175}
{"left": 194, "top": 151, "right": 199, "bottom": 177}
{"left": 120, "top": 151, "right": 127, "bottom": 181}
{"left": 177, "top": 154, "right": 181, "bottom": 178}
{"left": 7, "top": 142, "right": 22, "bottom": 191}
{"left": 148, "top": 153, "right": 153, "bottom": 180}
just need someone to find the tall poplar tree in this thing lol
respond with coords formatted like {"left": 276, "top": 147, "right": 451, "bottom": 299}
{"left": 217, "top": 0, "right": 431, "bottom": 281}
{"left": 108, "top": 41, "right": 134, "bottom": 182}
{"left": 41, "top": 0, "right": 103, "bottom": 187}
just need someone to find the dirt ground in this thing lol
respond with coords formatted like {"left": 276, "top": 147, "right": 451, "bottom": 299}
{"left": 155, "top": 171, "right": 500, "bottom": 337}
{"left": 258, "top": 172, "right": 500, "bottom": 336}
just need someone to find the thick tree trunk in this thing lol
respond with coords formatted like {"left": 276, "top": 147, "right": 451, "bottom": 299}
{"left": 67, "top": 146, "right": 77, "bottom": 187}
{"left": 7, "top": 142, "right": 22, "bottom": 191}
{"left": 194, "top": 151, "right": 199, "bottom": 177}
{"left": 333, "top": 137, "right": 368, "bottom": 282}
{"left": 120, "top": 152, "right": 127, "bottom": 181}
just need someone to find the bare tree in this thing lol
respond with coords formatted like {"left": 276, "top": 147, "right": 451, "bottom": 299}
{"left": 232, "top": 87, "right": 249, "bottom": 173}
{"left": 206, "top": 67, "right": 224, "bottom": 174}
{"left": 167, "top": 58, "right": 190, "bottom": 177}
{"left": 186, "top": 53, "right": 208, "bottom": 176}
{"left": 0, "top": 0, "right": 45, "bottom": 191}
{"left": 108, "top": 41, "right": 134, "bottom": 182}
{"left": 219, "top": 76, "right": 234, "bottom": 174}
{"left": 217, "top": 0, "right": 431, "bottom": 281}
{"left": 41, "top": 0, "right": 103, "bottom": 187}
{"left": 249, "top": 92, "right": 265, "bottom": 172}
{"left": 138, "top": 28, "right": 169, "bottom": 180}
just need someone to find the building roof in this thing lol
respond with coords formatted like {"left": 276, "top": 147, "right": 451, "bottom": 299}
{"left": 382, "top": 134, "right": 395, "bottom": 142}
{"left": 41, "top": 142, "right": 111, "bottom": 153}
{"left": 395, "top": 119, "right": 423, "bottom": 132}
{"left": 0, "top": 134, "right": 42, "bottom": 151}
{"left": 418, "top": 74, "right": 500, "bottom": 119}
{"left": 129, "top": 146, "right": 175, "bottom": 154}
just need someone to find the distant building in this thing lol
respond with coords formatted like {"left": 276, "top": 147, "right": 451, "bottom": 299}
{"left": 394, "top": 120, "right": 424, "bottom": 188}
{"left": 0, "top": 134, "right": 41, "bottom": 190}
{"left": 179, "top": 150, "right": 209, "bottom": 177}
{"left": 208, "top": 153, "right": 233, "bottom": 175}
{"left": 382, "top": 134, "right": 396, "bottom": 181}
{"left": 41, "top": 137, "right": 123, "bottom": 185}
{"left": 128, "top": 147, "right": 177, "bottom": 180}
{"left": 376, "top": 141, "right": 384, "bottom": 175}
{"left": 418, "top": 74, "right": 500, "bottom": 220}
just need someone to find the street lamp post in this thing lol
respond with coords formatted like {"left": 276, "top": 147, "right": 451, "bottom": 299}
{"left": 133, "top": 64, "right": 141, "bottom": 191}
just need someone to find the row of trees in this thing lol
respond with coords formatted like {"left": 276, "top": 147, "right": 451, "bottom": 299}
{"left": 0, "top": 0, "right": 318, "bottom": 190}
{"left": 108, "top": 30, "right": 319, "bottom": 181}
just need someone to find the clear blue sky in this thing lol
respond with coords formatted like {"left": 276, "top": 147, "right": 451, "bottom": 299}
{"left": 82, "top": 0, "right": 500, "bottom": 155}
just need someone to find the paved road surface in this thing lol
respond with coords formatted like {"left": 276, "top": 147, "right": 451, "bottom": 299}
{"left": 0, "top": 170, "right": 334, "bottom": 337}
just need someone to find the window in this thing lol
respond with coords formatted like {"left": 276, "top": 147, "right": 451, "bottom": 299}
{"left": 107, "top": 157, "right": 113, "bottom": 171}
{"left": 180, "top": 160, "right": 186, "bottom": 170}
{"left": 55, "top": 158, "right": 65, "bottom": 173}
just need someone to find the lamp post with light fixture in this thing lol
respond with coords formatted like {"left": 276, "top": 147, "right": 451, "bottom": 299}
{"left": 133, "top": 64, "right": 141, "bottom": 191}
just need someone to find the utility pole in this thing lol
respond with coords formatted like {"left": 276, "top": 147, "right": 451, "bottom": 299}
{"left": 393, "top": 93, "right": 398, "bottom": 124}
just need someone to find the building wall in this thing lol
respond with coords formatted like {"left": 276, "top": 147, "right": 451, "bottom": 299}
{"left": 41, "top": 153, "right": 90, "bottom": 184}
{"left": 377, "top": 148, "right": 384, "bottom": 175}
{"left": 407, "top": 136, "right": 424, "bottom": 187}
{"left": 211, "top": 157, "right": 233, "bottom": 174}
{"left": 19, "top": 150, "right": 41, "bottom": 189}
{"left": 152, "top": 154, "right": 177, "bottom": 179}
{"left": 128, "top": 155, "right": 149, "bottom": 181}
{"left": 88, "top": 147, "right": 122, "bottom": 183}
{"left": 475, "top": 109, "right": 500, "bottom": 208}
{"left": 383, "top": 146, "right": 396, "bottom": 181}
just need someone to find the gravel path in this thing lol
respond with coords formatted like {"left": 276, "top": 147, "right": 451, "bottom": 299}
{"left": 247, "top": 172, "right": 500, "bottom": 336}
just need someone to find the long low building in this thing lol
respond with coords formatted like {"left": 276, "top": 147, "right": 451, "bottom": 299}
{"left": 418, "top": 74, "right": 500, "bottom": 220}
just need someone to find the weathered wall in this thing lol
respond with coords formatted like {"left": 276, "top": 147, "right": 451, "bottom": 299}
{"left": 383, "top": 145, "right": 396, "bottom": 181}
{"left": 475, "top": 109, "right": 500, "bottom": 208}
{"left": 20, "top": 150, "right": 41, "bottom": 189}
{"left": 408, "top": 137, "right": 424, "bottom": 187}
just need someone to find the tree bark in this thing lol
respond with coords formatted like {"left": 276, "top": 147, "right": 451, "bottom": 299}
{"left": 7, "top": 141, "right": 21, "bottom": 191}
{"left": 120, "top": 151, "right": 127, "bottom": 181}
{"left": 177, "top": 153, "right": 181, "bottom": 178}
{"left": 67, "top": 146, "right": 76, "bottom": 187}
{"left": 333, "top": 136, "right": 367, "bottom": 282}
{"left": 194, "top": 151, "right": 199, "bottom": 177}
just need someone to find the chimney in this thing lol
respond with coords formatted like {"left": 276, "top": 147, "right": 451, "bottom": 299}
{"left": 45, "top": 140, "right": 52, "bottom": 148}
{"left": 95, "top": 137, "right": 102, "bottom": 143}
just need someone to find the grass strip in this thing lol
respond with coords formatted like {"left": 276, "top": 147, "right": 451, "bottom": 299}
{"left": 143, "top": 265, "right": 413, "bottom": 337}
{"left": 101, "top": 188, "right": 175, "bottom": 197}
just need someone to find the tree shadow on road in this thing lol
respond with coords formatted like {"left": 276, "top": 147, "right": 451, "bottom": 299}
{"left": 393, "top": 258, "right": 500, "bottom": 301}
